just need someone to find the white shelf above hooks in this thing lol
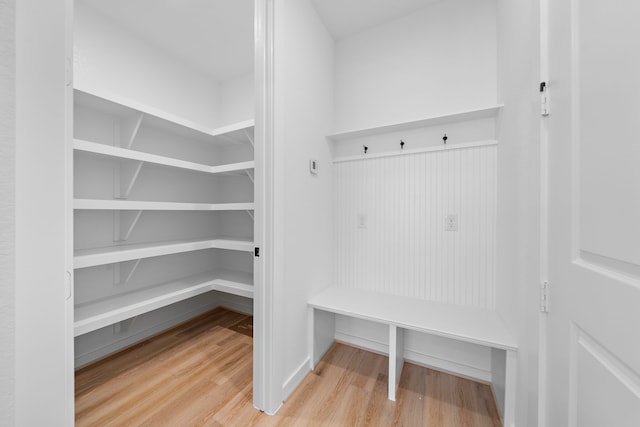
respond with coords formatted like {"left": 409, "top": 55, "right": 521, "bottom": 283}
{"left": 327, "top": 105, "right": 503, "bottom": 142}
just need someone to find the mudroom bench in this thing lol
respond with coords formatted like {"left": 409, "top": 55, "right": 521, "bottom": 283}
{"left": 308, "top": 286, "right": 517, "bottom": 426}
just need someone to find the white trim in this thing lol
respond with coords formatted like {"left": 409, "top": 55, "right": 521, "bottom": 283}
{"left": 539, "top": 0, "right": 550, "bottom": 424}
{"left": 252, "top": 0, "right": 277, "bottom": 414}
{"left": 282, "top": 357, "right": 311, "bottom": 399}
{"left": 64, "top": 0, "right": 75, "bottom": 422}
{"left": 333, "top": 140, "right": 498, "bottom": 163}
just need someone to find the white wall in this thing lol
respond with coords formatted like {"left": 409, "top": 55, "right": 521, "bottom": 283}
{"left": 333, "top": 0, "right": 498, "bottom": 131}
{"left": 218, "top": 72, "right": 255, "bottom": 126}
{"left": 324, "top": 0, "right": 503, "bottom": 389}
{"left": 495, "top": 0, "right": 541, "bottom": 425}
{"left": 74, "top": 2, "right": 221, "bottom": 128}
{"left": 14, "top": 0, "right": 74, "bottom": 425}
{"left": 0, "top": 0, "right": 16, "bottom": 424}
{"left": 333, "top": 144, "right": 497, "bottom": 308}
{"left": 272, "top": 0, "right": 334, "bottom": 407}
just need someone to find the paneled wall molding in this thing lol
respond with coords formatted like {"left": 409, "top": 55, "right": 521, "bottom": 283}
{"left": 333, "top": 144, "right": 497, "bottom": 309}
{"left": 333, "top": 139, "right": 497, "bottom": 164}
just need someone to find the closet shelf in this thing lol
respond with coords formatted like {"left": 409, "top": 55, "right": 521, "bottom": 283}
{"left": 327, "top": 105, "right": 503, "bottom": 141}
{"left": 74, "top": 139, "right": 255, "bottom": 174}
{"left": 74, "top": 199, "right": 255, "bottom": 211}
{"left": 74, "top": 269, "right": 253, "bottom": 336}
{"left": 74, "top": 237, "right": 255, "bottom": 269}
{"left": 211, "top": 269, "right": 255, "bottom": 299}
{"left": 74, "top": 88, "right": 255, "bottom": 143}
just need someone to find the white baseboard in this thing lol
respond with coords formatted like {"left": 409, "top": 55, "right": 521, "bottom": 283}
{"left": 335, "top": 331, "right": 492, "bottom": 383}
{"left": 216, "top": 292, "right": 253, "bottom": 315}
{"left": 282, "top": 356, "right": 311, "bottom": 399}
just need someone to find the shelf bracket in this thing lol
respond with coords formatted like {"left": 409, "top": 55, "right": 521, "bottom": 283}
{"left": 217, "top": 134, "right": 245, "bottom": 145}
{"left": 244, "top": 169, "right": 254, "bottom": 184}
{"left": 244, "top": 129, "right": 255, "bottom": 148}
{"left": 246, "top": 210, "right": 254, "bottom": 220}
{"left": 118, "top": 259, "right": 142, "bottom": 285}
{"left": 114, "top": 210, "right": 143, "bottom": 242}
{"left": 121, "top": 113, "right": 144, "bottom": 150}
{"left": 115, "top": 160, "right": 144, "bottom": 199}
{"left": 113, "top": 317, "right": 137, "bottom": 334}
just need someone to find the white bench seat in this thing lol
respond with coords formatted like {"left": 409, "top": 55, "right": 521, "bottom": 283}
{"left": 308, "top": 286, "right": 517, "bottom": 427}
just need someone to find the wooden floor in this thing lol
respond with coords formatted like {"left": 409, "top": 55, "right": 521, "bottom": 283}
{"left": 76, "top": 307, "right": 502, "bottom": 427}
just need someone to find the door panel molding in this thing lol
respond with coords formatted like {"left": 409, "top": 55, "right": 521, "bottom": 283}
{"left": 577, "top": 252, "right": 640, "bottom": 288}
{"left": 570, "top": 324, "right": 640, "bottom": 427}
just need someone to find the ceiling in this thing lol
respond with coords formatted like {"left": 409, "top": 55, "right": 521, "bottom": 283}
{"left": 81, "top": 0, "right": 254, "bottom": 82}
{"left": 310, "top": 0, "right": 443, "bottom": 40}
{"left": 80, "top": 0, "right": 441, "bottom": 79}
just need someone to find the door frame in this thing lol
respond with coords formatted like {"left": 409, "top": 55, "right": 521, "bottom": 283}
{"left": 538, "top": 0, "right": 550, "bottom": 424}
{"left": 52, "top": 0, "right": 278, "bottom": 421}
{"left": 253, "top": 0, "right": 278, "bottom": 414}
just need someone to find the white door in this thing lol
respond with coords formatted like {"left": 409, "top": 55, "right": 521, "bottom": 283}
{"left": 545, "top": 0, "right": 640, "bottom": 426}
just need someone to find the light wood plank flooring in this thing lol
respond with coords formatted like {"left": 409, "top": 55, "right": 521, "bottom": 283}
{"left": 76, "top": 307, "right": 501, "bottom": 427}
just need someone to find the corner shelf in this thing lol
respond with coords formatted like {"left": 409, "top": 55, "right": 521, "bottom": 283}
{"left": 212, "top": 269, "right": 255, "bottom": 299}
{"left": 73, "top": 86, "right": 257, "bottom": 342}
{"left": 327, "top": 105, "right": 503, "bottom": 141}
{"left": 74, "top": 269, "right": 254, "bottom": 336}
{"left": 74, "top": 199, "right": 255, "bottom": 211}
{"left": 74, "top": 237, "right": 255, "bottom": 269}
{"left": 75, "top": 87, "right": 255, "bottom": 143}
{"left": 74, "top": 139, "right": 255, "bottom": 175}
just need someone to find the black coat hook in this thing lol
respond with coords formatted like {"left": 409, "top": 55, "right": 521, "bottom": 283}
{"left": 400, "top": 140, "right": 405, "bottom": 150}
{"left": 363, "top": 145, "right": 368, "bottom": 154}
{"left": 442, "top": 133, "right": 448, "bottom": 144}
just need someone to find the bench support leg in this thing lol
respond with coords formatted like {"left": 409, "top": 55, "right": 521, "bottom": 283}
{"left": 388, "top": 325, "right": 405, "bottom": 401}
{"left": 308, "top": 307, "right": 335, "bottom": 371}
{"left": 503, "top": 349, "right": 517, "bottom": 426}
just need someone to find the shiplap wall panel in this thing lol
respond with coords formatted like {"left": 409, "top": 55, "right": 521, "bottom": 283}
{"left": 334, "top": 144, "right": 496, "bottom": 309}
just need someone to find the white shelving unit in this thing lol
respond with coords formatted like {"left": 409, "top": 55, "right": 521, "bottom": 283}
{"left": 74, "top": 139, "right": 255, "bottom": 175}
{"left": 74, "top": 199, "right": 255, "bottom": 211}
{"left": 74, "top": 269, "right": 254, "bottom": 336}
{"left": 75, "top": 88, "right": 256, "bottom": 143}
{"left": 74, "top": 237, "right": 254, "bottom": 269}
{"left": 327, "top": 105, "right": 503, "bottom": 141}
{"left": 73, "top": 88, "right": 256, "bottom": 340}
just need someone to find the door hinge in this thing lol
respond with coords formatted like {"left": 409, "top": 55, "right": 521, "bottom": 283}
{"left": 540, "top": 281, "right": 550, "bottom": 313}
{"left": 65, "top": 270, "right": 72, "bottom": 301}
{"left": 540, "top": 81, "right": 549, "bottom": 116}
{"left": 254, "top": 247, "right": 260, "bottom": 257}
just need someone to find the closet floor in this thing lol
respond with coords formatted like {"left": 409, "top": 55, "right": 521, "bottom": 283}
{"left": 75, "top": 308, "right": 501, "bottom": 427}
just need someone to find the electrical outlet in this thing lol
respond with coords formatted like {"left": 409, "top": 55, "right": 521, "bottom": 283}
{"left": 445, "top": 214, "right": 458, "bottom": 231}
{"left": 357, "top": 214, "right": 367, "bottom": 229}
